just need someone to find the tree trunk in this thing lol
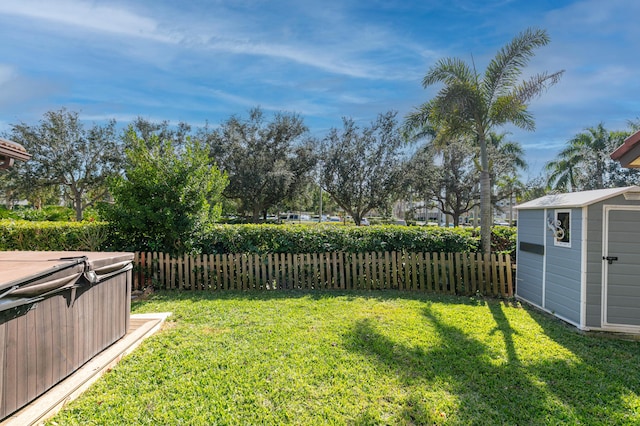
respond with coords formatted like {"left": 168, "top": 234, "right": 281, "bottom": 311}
{"left": 73, "top": 187, "right": 83, "bottom": 221}
{"left": 452, "top": 212, "right": 460, "bottom": 227}
{"left": 479, "top": 135, "right": 492, "bottom": 253}
{"left": 251, "top": 207, "right": 261, "bottom": 223}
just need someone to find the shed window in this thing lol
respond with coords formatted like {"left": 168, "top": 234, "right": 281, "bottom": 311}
{"left": 554, "top": 210, "right": 570, "bottom": 247}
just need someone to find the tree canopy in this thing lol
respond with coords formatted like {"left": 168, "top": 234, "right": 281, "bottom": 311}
{"left": 6, "top": 108, "right": 122, "bottom": 220}
{"left": 208, "top": 108, "right": 317, "bottom": 222}
{"left": 407, "top": 139, "right": 480, "bottom": 226}
{"left": 319, "top": 111, "right": 406, "bottom": 225}
{"left": 101, "top": 128, "right": 227, "bottom": 254}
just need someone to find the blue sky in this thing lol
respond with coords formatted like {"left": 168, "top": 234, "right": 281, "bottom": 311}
{"left": 0, "top": 0, "right": 638, "bottom": 179}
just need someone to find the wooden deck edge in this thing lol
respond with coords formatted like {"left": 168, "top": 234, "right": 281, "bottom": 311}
{"left": 2, "top": 312, "right": 172, "bottom": 426}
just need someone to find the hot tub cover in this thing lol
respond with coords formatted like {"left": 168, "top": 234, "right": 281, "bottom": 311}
{"left": 0, "top": 251, "right": 133, "bottom": 311}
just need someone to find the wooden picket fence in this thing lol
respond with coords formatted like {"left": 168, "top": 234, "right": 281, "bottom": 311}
{"left": 133, "top": 251, "right": 514, "bottom": 297}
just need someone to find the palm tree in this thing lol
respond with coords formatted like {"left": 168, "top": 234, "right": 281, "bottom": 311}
{"left": 544, "top": 157, "right": 579, "bottom": 192}
{"left": 404, "top": 28, "right": 563, "bottom": 253}
{"left": 545, "top": 123, "right": 627, "bottom": 191}
{"left": 488, "top": 132, "right": 527, "bottom": 176}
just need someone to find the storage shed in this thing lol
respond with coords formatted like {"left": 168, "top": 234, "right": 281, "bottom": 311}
{"left": 516, "top": 186, "right": 640, "bottom": 333}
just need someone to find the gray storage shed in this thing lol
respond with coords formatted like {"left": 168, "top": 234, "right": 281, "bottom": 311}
{"left": 516, "top": 186, "right": 640, "bottom": 333}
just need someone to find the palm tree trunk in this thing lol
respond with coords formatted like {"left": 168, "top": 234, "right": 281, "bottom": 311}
{"left": 479, "top": 135, "right": 492, "bottom": 253}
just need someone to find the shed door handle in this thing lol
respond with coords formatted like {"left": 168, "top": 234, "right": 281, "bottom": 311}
{"left": 603, "top": 256, "right": 619, "bottom": 264}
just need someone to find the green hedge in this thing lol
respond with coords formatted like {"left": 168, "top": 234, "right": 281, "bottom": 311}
{"left": 199, "top": 224, "right": 479, "bottom": 254}
{"left": 0, "top": 220, "right": 111, "bottom": 251}
{"left": 0, "top": 220, "right": 517, "bottom": 255}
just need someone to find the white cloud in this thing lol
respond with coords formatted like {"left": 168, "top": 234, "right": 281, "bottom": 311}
{"left": 0, "top": 0, "right": 177, "bottom": 43}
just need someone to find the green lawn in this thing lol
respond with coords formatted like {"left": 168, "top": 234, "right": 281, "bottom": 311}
{"left": 49, "top": 291, "right": 640, "bottom": 425}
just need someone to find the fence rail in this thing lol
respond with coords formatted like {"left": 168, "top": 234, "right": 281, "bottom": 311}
{"left": 133, "top": 251, "right": 514, "bottom": 297}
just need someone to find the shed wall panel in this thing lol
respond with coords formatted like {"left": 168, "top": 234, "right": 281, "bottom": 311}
{"left": 543, "top": 208, "right": 582, "bottom": 325}
{"left": 516, "top": 210, "right": 545, "bottom": 306}
{"left": 586, "top": 201, "right": 604, "bottom": 328}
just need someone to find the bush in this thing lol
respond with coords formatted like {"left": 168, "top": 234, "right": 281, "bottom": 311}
{"left": 0, "top": 221, "right": 517, "bottom": 256}
{"left": 1, "top": 205, "right": 75, "bottom": 221}
{"left": 198, "top": 224, "right": 481, "bottom": 254}
{"left": 0, "top": 220, "right": 111, "bottom": 251}
{"left": 489, "top": 225, "right": 517, "bottom": 255}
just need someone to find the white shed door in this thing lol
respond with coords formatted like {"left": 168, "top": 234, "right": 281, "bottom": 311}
{"left": 603, "top": 206, "right": 640, "bottom": 330}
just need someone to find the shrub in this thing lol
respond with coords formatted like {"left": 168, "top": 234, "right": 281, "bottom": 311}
{"left": 0, "top": 221, "right": 517, "bottom": 256}
{"left": 0, "top": 220, "right": 111, "bottom": 251}
{"left": 489, "top": 225, "right": 517, "bottom": 254}
{"left": 198, "top": 224, "right": 480, "bottom": 254}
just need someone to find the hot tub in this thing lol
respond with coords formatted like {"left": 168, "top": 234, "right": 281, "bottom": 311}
{"left": 0, "top": 251, "right": 133, "bottom": 420}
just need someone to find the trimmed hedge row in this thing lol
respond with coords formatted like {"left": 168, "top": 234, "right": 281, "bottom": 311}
{"left": 200, "top": 224, "right": 480, "bottom": 254}
{"left": 0, "top": 220, "right": 517, "bottom": 255}
{"left": 0, "top": 220, "right": 111, "bottom": 251}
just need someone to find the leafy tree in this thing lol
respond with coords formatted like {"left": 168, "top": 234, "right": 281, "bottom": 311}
{"left": 0, "top": 170, "right": 60, "bottom": 209}
{"left": 404, "top": 28, "right": 563, "bottom": 252}
{"left": 320, "top": 111, "right": 406, "bottom": 226}
{"left": 125, "top": 117, "right": 192, "bottom": 150}
{"left": 6, "top": 108, "right": 122, "bottom": 220}
{"left": 546, "top": 123, "right": 640, "bottom": 191}
{"left": 521, "top": 175, "right": 550, "bottom": 202}
{"left": 102, "top": 128, "right": 227, "bottom": 254}
{"left": 407, "top": 139, "right": 480, "bottom": 226}
{"left": 209, "top": 108, "right": 317, "bottom": 222}
{"left": 495, "top": 175, "right": 525, "bottom": 225}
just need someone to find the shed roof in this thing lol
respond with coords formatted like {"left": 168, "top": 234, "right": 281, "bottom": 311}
{"left": 516, "top": 186, "right": 640, "bottom": 210}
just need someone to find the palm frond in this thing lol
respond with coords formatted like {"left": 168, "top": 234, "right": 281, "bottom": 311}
{"left": 423, "top": 57, "right": 475, "bottom": 88}
{"left": 402, "top": 102, "right": 437, "bottom": 142}
{"left": 513, "top": 70, "right": 565, "bottom": 104}
{"left": 488, "top": 95, "right": 533, "bottom": 130}
{"left": 483, "top": 28, "right": 551, "bottom": 102}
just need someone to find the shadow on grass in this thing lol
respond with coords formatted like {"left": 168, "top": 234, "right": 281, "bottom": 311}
{"left": 134, "top": 290, "right": 640, "bottom": 423}
{"left": 523, "top": 306, "right": 640, "bottom": 423}
{"left": 342, "top": 301, "right": 640, "bottom": 424}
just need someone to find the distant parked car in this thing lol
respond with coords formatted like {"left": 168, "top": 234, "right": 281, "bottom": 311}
{"left": 361, "top": 218, "right": 370, "bottom": 226}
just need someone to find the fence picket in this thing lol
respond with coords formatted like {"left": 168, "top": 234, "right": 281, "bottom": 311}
{"left": 506, "top": 254, "right": 514, "bottom": 297}
{"left": 447, "top": 253, "right": 455, "bottom": 294}
{"left": 497, "top": 254, "right": 506, "bottom": 296}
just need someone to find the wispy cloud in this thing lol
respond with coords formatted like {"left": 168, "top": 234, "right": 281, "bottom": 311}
{"left": 0, "top": 0, "right": 427, "bottom": 80}
{"left": 0, "top": 0, "right": 177, "bottom": 42}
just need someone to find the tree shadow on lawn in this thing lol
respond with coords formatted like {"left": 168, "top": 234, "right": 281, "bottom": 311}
{"left": 522, "top": 306, "right": 640, "bottom": 423}
{"left": 343, "top": 300, "right": 640, "bottom": 424}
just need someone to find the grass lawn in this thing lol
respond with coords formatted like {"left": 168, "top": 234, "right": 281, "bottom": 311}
{"left": 48, "top": 291, "right": 640, "bottom": 425}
